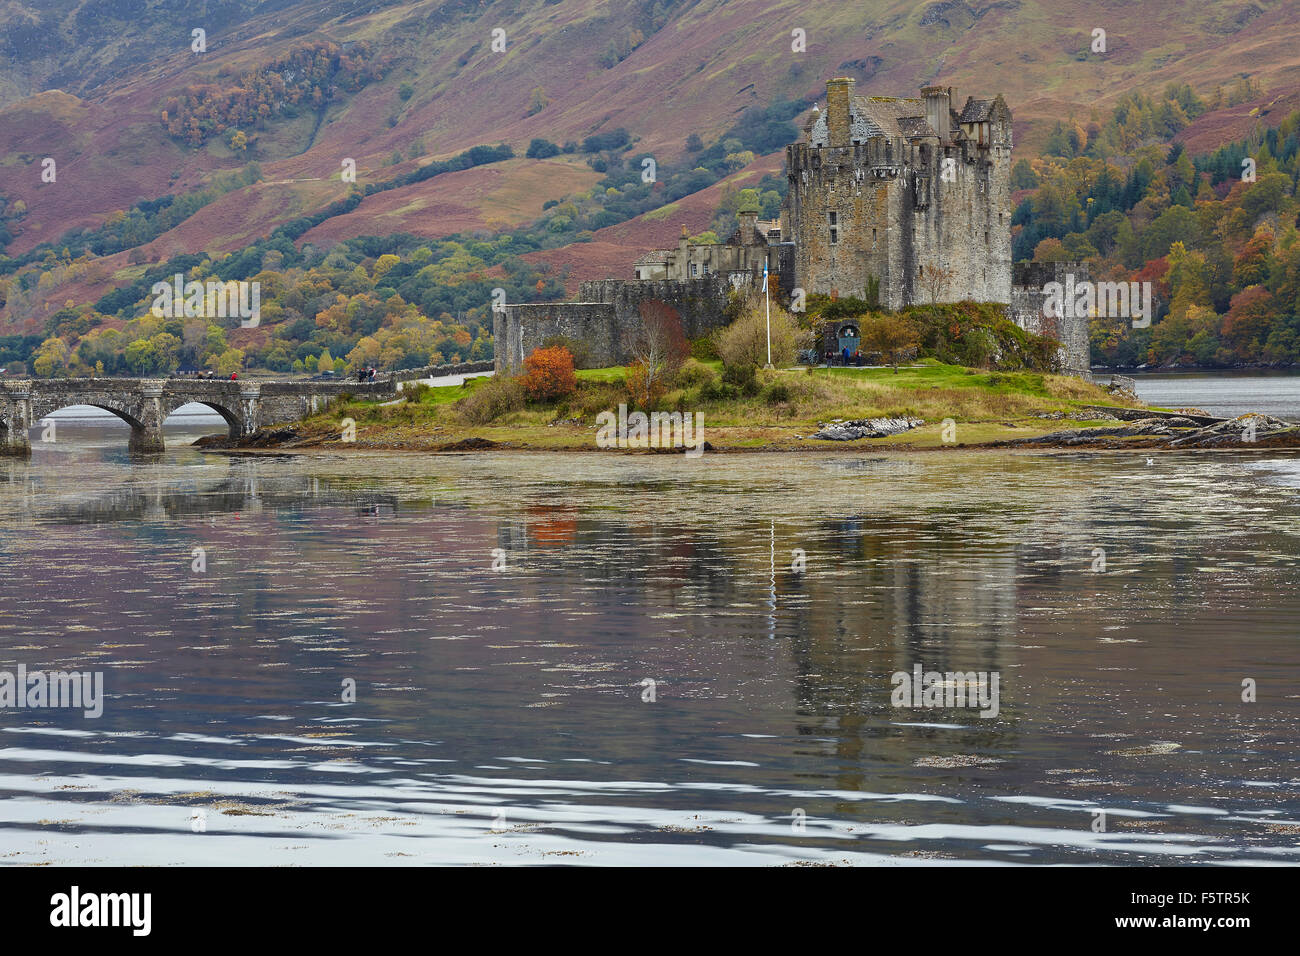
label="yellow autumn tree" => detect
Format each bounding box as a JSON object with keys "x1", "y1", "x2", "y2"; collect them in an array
[{"x1": 32, "y1": 337, "x2": 72, "y2": 377}]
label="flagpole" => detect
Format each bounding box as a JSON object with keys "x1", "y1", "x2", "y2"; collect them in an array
[{"x1": 764, "y1": 259, "x2": 772, "y2": 367}]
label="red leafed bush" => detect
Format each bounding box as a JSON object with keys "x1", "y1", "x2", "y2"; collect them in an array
[{"x1": 520, "y1": 345, "x2": 577, "y2": 401}]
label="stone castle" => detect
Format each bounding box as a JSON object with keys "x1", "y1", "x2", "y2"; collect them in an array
[
  {"x1": 496, "y1": 77, "x2": 1089, "y2": 377},
  {"x1": 786, "y1": 78, "x2": 1011, "y2": 310}
]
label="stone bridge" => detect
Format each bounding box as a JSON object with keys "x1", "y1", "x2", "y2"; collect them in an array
[{"x1": 0, "y1": 377, "x2": 396, "y2": 454}]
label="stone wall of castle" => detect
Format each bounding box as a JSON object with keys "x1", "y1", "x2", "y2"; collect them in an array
[
  {"x1": 785, "y1": 136, "x2": 1012, "y2": 310},
  {"x1": 494, "y1": 277, "x2": 735, "y2": 374},
  {"x1": 494, "y1": 301, "x2": 618, "y2": 375},
  {"x1": 578, "y1": 276, "x2": 736, "y2": 338},
  {"x1": 1008, "y1": 261, "x2": 1091, "y2": 376}
]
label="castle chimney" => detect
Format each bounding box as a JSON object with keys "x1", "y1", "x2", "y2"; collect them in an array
[
  {"x1": 826, "y1": 77, "x2": 855, "y2": 148},
  {"x1": 922, "y1": 85, "x2": 950, "y2": 142},
  {"x1": 738, "y1": 209, "x2": 758, "y2": 245}
]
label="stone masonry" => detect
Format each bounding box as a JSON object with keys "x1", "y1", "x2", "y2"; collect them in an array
[
  {"x1": 1008, "y1": 261, "x2": 1092, "y2": 376},
  {"x1": 495, "y1": 276, "x2": 737, "y2": 374},
  {"x1": 785, "y1": 78, "x2": 1013, "y2": 310}
]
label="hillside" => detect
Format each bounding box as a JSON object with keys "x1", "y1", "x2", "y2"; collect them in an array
[
  {"x1": 3, "y1": 0, "x2": 1300, "y2": 376},
  {"x1": 5, "y1": 1, "x2": 1300, "y2": 256}
]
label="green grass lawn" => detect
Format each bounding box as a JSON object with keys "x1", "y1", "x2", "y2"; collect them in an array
[
  {"x1": 575, "y1": 366, "x2": 631, "y2": 384},
  {"x1": 812, "y1": 362, "x2": 1053, "y2": 397}
]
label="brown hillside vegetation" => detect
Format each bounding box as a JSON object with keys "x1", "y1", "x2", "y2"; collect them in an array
[
  {"x1": 2, "y1": 0, "x2": 1300, "y2": 299},
  {"x1": 300, "y1": 157, "x2": 605, "y2": 247}
]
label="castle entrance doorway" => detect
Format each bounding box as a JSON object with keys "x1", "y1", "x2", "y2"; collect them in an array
[{"x1": 837, "y1": 324, "x2": 860, "y2": 360}]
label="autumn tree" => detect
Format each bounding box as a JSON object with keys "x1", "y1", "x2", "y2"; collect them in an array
[
  {"x1": 919, "y1": 263, "x2": 954, "y2": 308},
  {"x1": 209, "y1": 348, "x2": 245, "y2": 377},
  {"x1": 520, "y1": 345, "x2": 577, "y2": 401},
  {"x1": 716, "y1": 290, "x2": 807, "y2": 369},
  {"x1": 1032, "y1": 237, "x2": 1070, "y2": 263},
  {"x1": 1233, "y1": 227, "x2": 1274, "y2": 288},
  {"x1": 1221, "y1": 285, "x2": 1275, "y2": 359},
  {"x1": 526, "y1": 87, "x2": 549, "y2": 116},
  {"x1": 860, "y1": 314, "x2": 919, "y2": 371},
  {"x1": 626, "y1": 300, "x2": 688, "y2": 407},
  {"x1": 31, "y1": 337, "x2": 71, "y2": 377}
]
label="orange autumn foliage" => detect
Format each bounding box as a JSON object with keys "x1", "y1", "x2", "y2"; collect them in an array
[{"x1": 520, "y1": 345, "x2": 577, "y2": 401}]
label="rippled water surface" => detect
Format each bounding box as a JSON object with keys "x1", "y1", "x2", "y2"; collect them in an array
[{"x1": 2, "y1": 419, "x2": 1299, "y2": 865}]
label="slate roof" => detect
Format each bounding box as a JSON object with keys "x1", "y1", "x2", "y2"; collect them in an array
[
  {"x1": 851, "y1": 96, "x2": 926, "y2": 138},
  {"x1": 959, "y1": 98, "x2": 994, "y2": 123},
  {"x1": 800, "y1": 91, "x2": 996, "y2": 145},
  {"x1": 897, "y1": 115, "x2": 938, "y2": 139}
]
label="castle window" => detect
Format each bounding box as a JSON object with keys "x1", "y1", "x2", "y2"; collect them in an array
[
  {"x1": 829, "y1": 212, "x2": 837, "y2": 225},
  {"x1": 872, "y1": 228, "x2": 877, "y2": 247},
  {"x1": 691, "y1": 263, "x2": 698, "y2": 277},
  {"x1": 830, "y1": 228, "x2": 838, "y2": 244},
  {"x1": 985, "y1": 231, "x2": 989, "y2": 245}
]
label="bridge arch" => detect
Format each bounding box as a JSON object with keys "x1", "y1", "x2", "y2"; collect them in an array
[
  {"x1": 31, "y1": 401, "x2": 147, "y2": 432},
  {"x1": 161, "y1": 399, "x2": 243, "y2": 439},
  {"x1": 30, "y1": 400, "x2": 164, "y2": 452}
]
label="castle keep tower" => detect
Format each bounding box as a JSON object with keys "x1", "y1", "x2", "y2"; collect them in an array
[{"x1": 785, "y1": 77, "x2": 1013, "y2": 310}]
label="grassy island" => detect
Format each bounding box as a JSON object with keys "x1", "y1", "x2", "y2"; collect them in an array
[{"x1": 230, "y1": 358, "x2": 1153, "y2": 453}]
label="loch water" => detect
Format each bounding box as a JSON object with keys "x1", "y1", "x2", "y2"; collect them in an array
[{"x1": 1, "y1": 411, "x2": 1298, "y2": 865}]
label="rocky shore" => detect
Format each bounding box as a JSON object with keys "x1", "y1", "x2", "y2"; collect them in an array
[
  {"x1": 810, "y1": 417, "x2": 926, "y2": 441},
  {"x1": 991, "y1": 412, "x2": 1300, "y2": 449}
]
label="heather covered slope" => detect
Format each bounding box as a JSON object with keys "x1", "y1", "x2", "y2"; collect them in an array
[
  {"x1": 5, "y1": 0, "x2": 1300, "y2": 261},
  {"x1": 4, "y1": 0, "x2": 1300, "y2": 378}
]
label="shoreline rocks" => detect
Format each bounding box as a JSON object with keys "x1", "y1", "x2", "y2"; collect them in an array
[
  {"x1": 994, "y1": 412, "x2": 1300, "y2": 449},
  {"x1": 812, "y1": 417, "x2": 924, "y2": 441}
]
